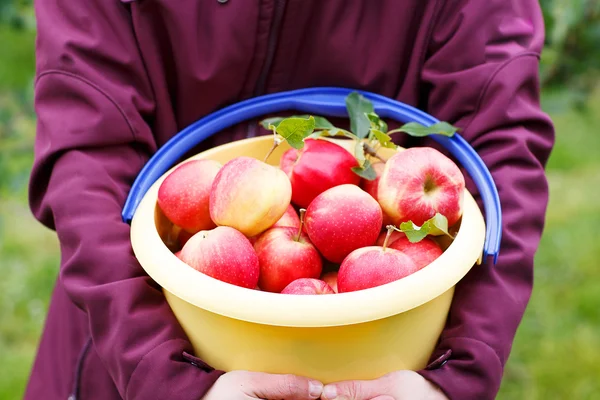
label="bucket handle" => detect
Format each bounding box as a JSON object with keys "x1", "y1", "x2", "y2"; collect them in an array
[{"x1": 121, "y1": 87, "x2": 501, "y2": 264}]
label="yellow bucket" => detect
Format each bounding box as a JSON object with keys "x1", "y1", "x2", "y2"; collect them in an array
[{"x1": 129, "y1": 136, "x2": 485, "y2": 384}]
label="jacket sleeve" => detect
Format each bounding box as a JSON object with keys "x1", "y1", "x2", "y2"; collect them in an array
[
  {"x1": 416, "y1": 1, "x2": 555, "y2": 399},
  {"x1": 29, "y1": 1, "x2": 225, "y2": 399}
]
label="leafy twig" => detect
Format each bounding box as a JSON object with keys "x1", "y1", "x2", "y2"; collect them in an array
[
  {"x1": 257, "y1": 92, "x2": 459, "y2": 180},
  {"x1": 363, "y1": 142, "x2": 387, "y2": 163},
  {"x1": 389, "y1": 213, "x2": 454, "y2": 243}
]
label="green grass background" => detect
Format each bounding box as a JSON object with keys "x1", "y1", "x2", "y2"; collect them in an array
[{"x1": 1, "y1": 19, "x2": 599, "y2": 400}]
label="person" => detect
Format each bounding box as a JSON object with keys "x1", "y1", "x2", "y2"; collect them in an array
[{"x1": 25, "y1": 0, "x2": 554, "y2": 399}]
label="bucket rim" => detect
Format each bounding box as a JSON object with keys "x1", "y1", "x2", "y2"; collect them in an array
[{"x1": 130, "y1": 136, "x2": 486, "y2": 328}]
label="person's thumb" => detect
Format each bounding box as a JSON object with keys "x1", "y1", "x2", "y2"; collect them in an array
[
  {"x1": 247, "y1": 372, "x2": 323, "y2": 400},
  {"x1": 321, "y1": 377, "x2": 393, "y2": 400}
]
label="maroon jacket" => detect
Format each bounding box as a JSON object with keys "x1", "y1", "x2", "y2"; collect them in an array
[{"x1": 25, "y1": 1, "x2": 554, "y2": 399}]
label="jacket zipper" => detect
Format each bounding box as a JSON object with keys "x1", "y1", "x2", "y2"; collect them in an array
[
  {"x1": 68, "y1": 337, "x2": 92, "y2": 400},
  {"x1": 246, "y1": 0, "x2": 287, "y2": 138}
]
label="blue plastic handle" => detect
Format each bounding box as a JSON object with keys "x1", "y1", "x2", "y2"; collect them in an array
[{"x1": 122, "y1": 87, "x2": 501, "y2": 264}]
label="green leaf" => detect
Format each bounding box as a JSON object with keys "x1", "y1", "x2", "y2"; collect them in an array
[
  {"x1": 260, "y1": 115, "x2": 335, "y2": 131},
  {"x1": 388, "y1": 121, "x2": 459, "y2": 137},
  {"x1": 354, "y1": 140, "x2": 366, "y2": 167},
  {"x1": 260, "y1": 116, "x2": 285, "y2": 130},
  {"x1": 311, "y1": 116, "x2": 336, "y2": 130},
  {"x1": 310, "y1": 127, "x2": 358, "y2": 140},
  {"x1": 426, "y1": 213, "x2": 452, "y2": 237},
  {"x1": 397, "y1": 221, "x2": 429, "y2": 243},
  {"x1": 367, "y1": 112, "x2": 388, "y2": 133},
  {"x1": 270, "y1": 116, "x2": 316, "y2": 149},
  {"x1": 346, "y1": 92, "x2": 374, "y2": 139},
  {"x1": 312, "y1": 130, "x2": 374, "y2": 177},
  {"x1": 397, "y1": 213, "x2": 453, "y2": 243},
  {"x1": 371, "y1": 129, "x2": 397, "y2": 149},
  {"x1": 308, "y1": 130, "x2": 327, "y2": 140},
  {"x1": 351, "y1": 159, "x2": 377, "y2": 180}
]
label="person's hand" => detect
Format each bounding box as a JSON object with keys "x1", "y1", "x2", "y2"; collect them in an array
[
  {"x1": 201, "y1": 370, "x2": 323, "y2": 399},
  {"x1": 320, "y1": 370, "x2": 448, "y2": 400}
]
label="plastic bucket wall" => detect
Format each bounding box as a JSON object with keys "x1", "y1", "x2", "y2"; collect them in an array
[{"x1": 129, "y1": 136, "x2": 486, "y2": 383}]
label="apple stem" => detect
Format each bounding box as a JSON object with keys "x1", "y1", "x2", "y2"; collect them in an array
[
  {"x1": 382, "y1": 225, "x2": 396, "y2": 251},
  {"x1": 264, "y1": 131, "x2": 283, "y2": 162},
  {"x1": 294, "y1": 208, "x2": 306, "y2": 242},
  {"x1": 364, "y1": 142, "x2": 388, "y2": 163}
]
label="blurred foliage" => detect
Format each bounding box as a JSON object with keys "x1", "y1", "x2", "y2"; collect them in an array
[
  {"x1": 0, "y1": 0, "x2": 34, "y2": 29},
  {"x1": 0, "y1": 24, "x2": 35, "y2": 92},
  {"x1": 1, "y1": 0, "x2": 600, "y2": 398},
  {"x1": 540, "y1": 0, "x2": 600, "y2": 108},
  {"x1": 0, "y1": 92, "x2": 35, "y2": 199},
  {"x1": 0, "y1": 198, "x2": 58, "y2": 400},
  {"x1": 497, "y1": 87, "x2": 600, "y2": 399}
]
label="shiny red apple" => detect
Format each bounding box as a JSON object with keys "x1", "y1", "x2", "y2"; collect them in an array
[
  {"x1": 360, "y1": 161, "x2": 394, "y2": 228},
  {"x1": 253, "y1": 226, "x2": 322, "y2": 293},
  {"x1": 321, "y1": 271, "x2": 339, "y2": 293},
  {"x1": 378, "y1": 147, "x2": 465, "y2": 227},
  {"x1": 280, "y1": 138, "x2": 360, "y2": 208},
  {"x1": 179, "y1": 226, "x2": 259, "y2": 289},
  {"x1": 281, "y1": 278, "x2": 335, "y2": 295},
  {"x1": 157, "y1": 159, "x2": 222, "y2": 233},
  {"x1": 337, "y1": 245, "x2": 418, "y2": 293},
  {"x1": 271, "y1": 204, "x2": 301, "y2": 230},
  {"x1": 305, "y1": 184, "x2": 382, "y2": 263},
  {"x1": 210, "y1": 156, "x2": 292, "y2": 237},
  {"x1": 389, "y1": 236, "x2": 443, "y2": 271}
]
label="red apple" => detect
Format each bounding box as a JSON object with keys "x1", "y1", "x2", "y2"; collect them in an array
[
  {"x1": 281, "y1": 278, "x2": 335, "y2": 295},
  {"x1": 321, "y1": 271, "x2": 339, "y2": 293},
  {"x1": 378, "y1": 147, "x2": 465, "y2": 227},
  {"x1": 271, "y1": 204, "x2": 301, "y2": 230},
  {"x1": 210, "y1": 156, "x2": 292, "y2": 237},
  {"x1": 361, "y1": 161, "x2": 395, "y2": 228},
  {"x1": 375, "y1": 230, "x2": 405, "y2": 247},
  {"x1": 280, "y1": 138, "x2": 360, "y2": 208},
  {"x1": 388, "y1": 236, "x2": 443, "y2": 271},
  {"x1": 179, "y1": 226, "x2": 259, "y2": 289},
  {"x1": 375, "y1": 230, "x2": 443, "y2": 270},
  {"x1": 337, "y1": 246, "x2": 418, "y2": 293},
  {"x1": 305, "y1": 184, "x2": 382, "y2": 263},
  {"x1": 253, "y1": 226, "x2": 322, "y2": 293},
  {"x1": 157, "y1": 159, "x2": 222, "y2": 233},
  {"x1": 360, "y1": 161, "x2": 385, "y2": 199},
  {"x1": 239, "y1": 205, "x2": 299, "y2": 247},
  {"x1": 337, "y1": 229, "x2": 419, "y2": 293}
]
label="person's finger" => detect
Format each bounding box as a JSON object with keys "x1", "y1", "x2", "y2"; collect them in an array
[
  {"x1": 321, "y1": 375, "x2": 394, "y2": 400},
  {"x1": 245, "y1": 371, "x2": 323, "y2": 400}
]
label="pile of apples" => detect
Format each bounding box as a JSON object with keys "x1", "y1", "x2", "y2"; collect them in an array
[{"x1": 156, "y1": 94, "x2": 466, "y2": 295}]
